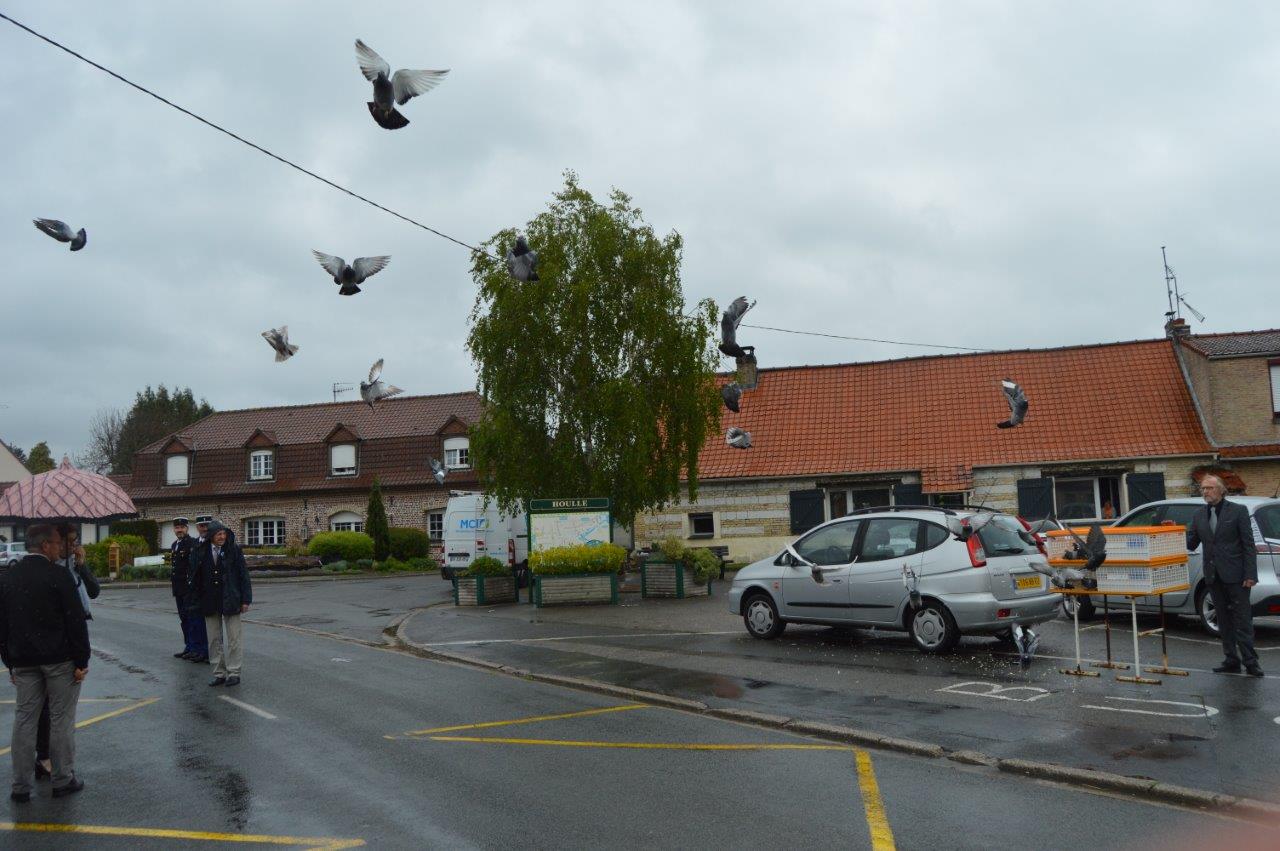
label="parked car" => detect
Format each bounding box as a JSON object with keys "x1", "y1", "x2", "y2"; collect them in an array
[
  {"x1": 727, "y1": 506, "x2": 1061, "y2": 653},
  {"x1": 1, "y1": 541, "x2": 27, "y2": 567},
  {"x1": 1060, "y1": 496, "x2": 1280, "y2": 635}
]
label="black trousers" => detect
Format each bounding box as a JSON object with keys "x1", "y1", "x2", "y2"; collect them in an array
[{"x1": 1209, "y1": 577, "x2": 1258, "y2": 668}]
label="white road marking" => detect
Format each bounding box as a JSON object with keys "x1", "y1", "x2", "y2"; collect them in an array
[
  {"x1": 937, "y1": 681, "x2": 1054, "y2": 702},
  {"x1": 993, "y1": 649, "x2": 1275, "y2": 678},
  {"x1": 419, "y1": 630, "x2": 740, "y2": 647},
  {"x1": 331, "y1": 657, "x2": 351, "y2": 662},
  {"x1": 218, "y1": 695, "x2": 277, "y2": 720},
  {"x1": 1082, "y1": 696, "x2": 1218, "y2": 719}
]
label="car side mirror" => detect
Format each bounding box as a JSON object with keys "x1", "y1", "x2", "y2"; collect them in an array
[{"x1": 785, "y1": 545, "x2": 814, "y2": 568}]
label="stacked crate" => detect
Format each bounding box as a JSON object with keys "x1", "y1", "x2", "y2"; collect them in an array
[{"x1": 1045, "y1": 525, "x2": 1189, "y2": 595}]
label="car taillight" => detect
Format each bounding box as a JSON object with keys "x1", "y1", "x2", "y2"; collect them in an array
[
  {"x1": 1257, "y1": 542, "x2": 1280, "y2": 554},
  {"x1": 1017, "y1": 515, "x2": 1048, "y2": 557},
  {"x1": 967, "y1": 533, "x2": 987, "y2": 567}
]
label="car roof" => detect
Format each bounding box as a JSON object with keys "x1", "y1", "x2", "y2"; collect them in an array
[{"x1": 1125, "y1": 496, "x2": 1280, "y2": 512}]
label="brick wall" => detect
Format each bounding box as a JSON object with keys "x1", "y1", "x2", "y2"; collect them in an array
[
  {"x1": 1233, "y1": 460, "x2": 1280, "y2": 500},
  {"x1": 1182, "y1": 350, "x2": 1280, "y2": 445}
]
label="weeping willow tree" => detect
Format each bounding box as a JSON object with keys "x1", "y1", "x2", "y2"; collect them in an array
[{"x1": 466, "y1": 172, "x2": 722, "y2": 528}]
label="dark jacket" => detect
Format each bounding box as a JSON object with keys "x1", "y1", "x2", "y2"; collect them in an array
[
  {"x1": 0, "y1": 553, "x2": 91, "y2": 670},
  {"x1": 170, "y1": 534, "x2": 196, "y2": 597},
  {"x1": 1187, "y1": 499, "x2": 1258, "y2": 584},
  {"x1": 189, "y1": 522, "x2": 252, "y2": 617}
]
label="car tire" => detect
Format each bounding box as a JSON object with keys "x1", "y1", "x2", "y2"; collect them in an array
[
  {"x1": 910, "y1": 601, "x2": 960, "y2": 653},
  {"x1": 1196, "y1": 584, "x2": 1219, "y2": 637},
  {"x1": 742, "y1": 592, "x2": 786, "y2": 640},
  {"x1": 1060, "y1": 595, "x2": 1096, "y2": 621}
]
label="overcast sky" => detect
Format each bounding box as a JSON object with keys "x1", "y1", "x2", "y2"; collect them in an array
[{"x1": 1, "y1": 1, "x2": 1277, "y2": 461}]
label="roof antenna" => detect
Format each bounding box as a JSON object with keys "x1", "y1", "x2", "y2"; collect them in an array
[
  {"x1": 1162, "y1": 246, "x2": 1206, "y2": 324},
  {"x1": 332, "y1": 382, "x2": 354, "y2": 402}
]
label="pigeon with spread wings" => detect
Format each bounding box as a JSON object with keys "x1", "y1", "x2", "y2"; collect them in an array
[
  {"x1": 360, "y1": 359, "x2": 404, "y2": 409},
  {"x1": 997, "y1": 378, "x2": 1029, "y2": 429},
  {"x1": 33, "y1": 218, "x2": 87, "y2": 251},
  {"x1": 429, "y1": 457, "x2": 447, "y2": 486},
  {"x1": 312, "y1": 251, "x2": 390, "y2": 296},
  {"x1": 506, "y1": 236, "x2": 539, "y2": 282},
  {"x1": 726, "y1": 427, "x2": 752, "y2": 449},
  {"x1": 261, "y1": 326, "x2": 299, "y2": 362},
  {"x1": 718, "y1": 297, "x2": 756, "y2": 359},
  {"x1": 356, "y1": 39, "x2": 449, "y2": 130}
]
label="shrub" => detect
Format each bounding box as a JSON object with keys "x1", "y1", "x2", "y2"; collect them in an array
[
  {"x1": 366, "y1": 479, "x2": 391, "y2": 561},
  {"x1": 85, "y1": 534, "x2": 150, "y2": 575},
  {"x1": 242, "y1": 546, "x2": 288, "y2": 556},
  {"x1": 355, "y1": 558, "x2": 375, "y2": 571},
  {"x1": 307, "y1": 531, "x2": 375, "y2": 563},
  {"x1": 388, "y1": 527, "x2": 431, "y2": 560},
  {"x1": 530, "y1": 544, "x2": 627, "y2": 576},
  {"x1": 406, "y1": 556, "x2": 437, "y2": 572},
  {"x1": 682, "y1": 547, "x2": 720, "y2": 585},
  {"x1": 655, "y1": 537, "x2": 686, "y2": 563},
  {"x1": 322, "y1": 559, "x2": 351, "y2": 573},
  {"x1": 120, "y1": 562, "x2": 172, "y2": 582},
  {"x1": 375, "y1": 557, "x2": 424, "y2": 573},
  {"x1": 110, "y1": 519, "x2": 159, "y2": 554},
  {"x1": 464, "y1": 556, "x2": 510, "y2": 577}
]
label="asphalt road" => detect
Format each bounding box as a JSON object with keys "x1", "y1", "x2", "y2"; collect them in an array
[{"x1": 0, "y1": 578, "x2": 1269, "y2": 849}]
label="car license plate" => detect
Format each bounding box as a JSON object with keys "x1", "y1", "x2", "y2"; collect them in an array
[{"x1": 1015, "y1": 575, "x2": 1041, "y2": 591}]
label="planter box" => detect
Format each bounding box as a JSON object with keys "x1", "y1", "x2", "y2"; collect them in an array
[
  {"x1": 453, "y1": 575, "x2": 518, "y2": 606},
  {"x1": 641, "y1": 561, "x2": 712, "y2": 598},
  {"x1": 532, "y1": 573, "x2": 618, "y2": 608}
]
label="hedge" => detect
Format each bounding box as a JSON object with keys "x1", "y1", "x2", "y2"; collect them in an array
[
  {"x1": 389, "y1": 527, "x2": 431, "y2": 560},
  {"x1": 654, "y1": 536, "x2": 717, "y2": 585},
  {"x1": 120, "y1": 563, "x2": 172, "y2": 582},
  {"x1": 464, "y1": 556, "x2": 510, "y2": 577},
  {"x1": 85, "y1": 534, "x2": 150, "y2": 576},
  {"x1": 110, "y1": 519, "x2": 159, "y2": 554},
  {"x1": 530, "y1": 544, "x2": 627, "y2": 576},
  {"x1": 307, "y1": 531, "x2": 375, "y2": 563}
]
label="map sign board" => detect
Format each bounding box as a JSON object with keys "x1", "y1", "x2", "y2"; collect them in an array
[{"x1": 528, "y1": 498, "x2": 612, "y2": 552}]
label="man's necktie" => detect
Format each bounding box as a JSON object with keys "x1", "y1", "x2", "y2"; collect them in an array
[{"x1": 1210, "y1": 507, "x2": 1218, "y2": 535}]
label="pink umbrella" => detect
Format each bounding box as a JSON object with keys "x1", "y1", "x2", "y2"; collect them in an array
[{"x1": 0, "y1": 456, "x2": 137, "y2": 525}]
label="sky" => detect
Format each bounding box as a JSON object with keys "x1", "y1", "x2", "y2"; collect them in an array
[{"x1": 1, "y1": 1, "x2": 1278, "y2": 461}]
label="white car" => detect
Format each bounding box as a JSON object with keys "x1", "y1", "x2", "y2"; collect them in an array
[{"x1": 1, "y1": 541, "x2": 27, "y2": 567}]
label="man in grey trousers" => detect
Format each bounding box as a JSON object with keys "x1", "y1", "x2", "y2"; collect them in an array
[
  {"x1": 1187, "y1": 475, "x2": 1262, "y2": 677},
  {"x1": 0, "y1": 524, "x2": 90, "y2": 801}
]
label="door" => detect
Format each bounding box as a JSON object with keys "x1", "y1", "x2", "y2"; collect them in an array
[
  {"x1": 780, "y1": 520, "x2": 861, "y2": 620},
  {"x1": 849, "y1": 518, "x2": 924, "y2": 624}
]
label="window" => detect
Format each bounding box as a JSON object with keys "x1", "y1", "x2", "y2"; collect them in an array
[
  {"x1": 1053, "y1": 476, "x2": 1122, "y2": 521},
  {"x1": 688, "y1": 512, "x2": 714, "y2": 538},
  {"x1": 165, "y1": 455, "x2": 189, "y2": 486},
  {"x1": 249, "y1": 449, "x2": 274, "y2": 480},
  {"x1": 443, "y1": 436, "x2": 470, "y2": 470},
  {"x1": 428, "y1": 511, "x2": 444, "y2": 540},
  {"x1": 825, "y1": 487, "x2": 891, "y2": 520},
  {"x1": 1270, "y1": 360, "x2": 1280, "y2": 417},
  {"x1": 923, "y1": 522, "x2": 949, "y2": 550},
  {"x1": 330, "y1": 443, "x2": 356, "y2": 476},
  {"x1": 794, "y1": 520, "x2": 860, "y2": 566},
  {"x1": 245, "y1": 518, "x2": 285, "y2": 547},
  {"x1": 329, "y1": 511, "x2": 363, "y2": 533},
  {"x1": 1117, "y1": 505, "x2": 1162, "y2": 527},
  {"x1": 857, "y1": 518, "x2": 922, "y2": 562},
  {"x1": 928, "y1": 492, "x2": 965, "y2": 508},
  {"x1": 976, "y1": 514, "x2": 1037, "y2": 556}
]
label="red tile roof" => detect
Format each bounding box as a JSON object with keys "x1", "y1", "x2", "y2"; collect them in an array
[
  {"x1": 1181, "y1": 329, "x2": 1280, "y2": 358},
  {"x1": 1219, "y1": 443, "x2": 1280, "y2": 459},
  {"x1": 705, "y1": 339, "x2": 1212, "y2": 491}
]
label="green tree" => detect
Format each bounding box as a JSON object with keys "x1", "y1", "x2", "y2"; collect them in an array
[
  {"x1": 26, "y1": 441, "x2": 55, "y2": 473},
  {"x1": 110, "y1": 386, "x2": 214, "y2": 474},
  {"x1": 466, "y1": 172, "x2": 722, "y2": 528},
  {"x1": 1, "y1": 440, "x2": 27, "y2": 467},
  {"x1": 365, "y1": 478, "x2": 391, "y2": 562}
]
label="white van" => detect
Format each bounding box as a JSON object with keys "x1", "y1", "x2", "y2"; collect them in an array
[{"x1": 441, "y1": 494, "x2": 529, "y2": 580}]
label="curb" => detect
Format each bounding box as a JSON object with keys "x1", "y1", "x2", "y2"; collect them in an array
[{"x1": 102, "y1": 571, "x2": 438, "y2": 590}]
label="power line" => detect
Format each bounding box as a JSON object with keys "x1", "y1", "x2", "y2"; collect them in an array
[{"x1": 741, "y1": 324, "x2": 992, "y2": 352}]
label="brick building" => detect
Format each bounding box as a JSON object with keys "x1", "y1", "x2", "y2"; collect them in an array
[{"x1": 124, "y1": 392, "x2": 482, "y2": 550}]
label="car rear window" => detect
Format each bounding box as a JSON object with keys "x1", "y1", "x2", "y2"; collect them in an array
[{"x1": 977, "y1": 515, "x2": 1037, "y2": 555}]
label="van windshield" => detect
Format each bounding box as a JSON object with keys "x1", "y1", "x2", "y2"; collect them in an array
[{"x1": 977, "y1": 514, "x2": 1037, "y2": 555}]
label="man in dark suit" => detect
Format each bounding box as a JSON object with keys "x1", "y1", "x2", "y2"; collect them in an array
[
  {"x1": 169, "y1": 518, "x2": 207, "y2": 663},
  {"x1": 1187, "y1": 475, "x2": 1262, "y2": 677}
]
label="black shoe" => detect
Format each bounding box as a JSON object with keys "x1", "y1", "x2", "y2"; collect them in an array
[
  {"x1": 224, "y1": 675, "x2": 240, "y2": 687},
  {"x1": 9, "y1": 791, "x2": 29, "y2": 803},
  {"x1": 174, "y1": 651, "x2": 189, "y2": 658},
  {"x1": 1213, "y1": 664, "x2": 1242, "y2": 674},
  {"x1": 189, "y1": 655, "x2": 209, "y2": 664},
  {"x1": 1246, "y1": 665, "x2": 1265, "y2": 678},
  {"x1": 52, "y1": 778, "x2": 84, "y2": 798},
  {"x1": 209, "y1": 677, "x2": 226, "y2": 687},
  {"x1": 33, "y1": 761, "x2": 50, "y2": 780}
]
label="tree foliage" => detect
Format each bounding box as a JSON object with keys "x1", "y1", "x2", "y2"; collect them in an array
[
  {"x1": 105, "y1": 386, "x2": 214, "y2": 474},
  {"x1": 1, "y1": 440, "x2": 27, "y2": 467},
  {"x1": 466, "y1": 172, "x2": 722, "y2": 527},
  {"x1": 26, "y1": 441, "x2": 55, "y2": 474},
  {"x1": 365, "y1": 478, "x2": 391, "y2": 562}
]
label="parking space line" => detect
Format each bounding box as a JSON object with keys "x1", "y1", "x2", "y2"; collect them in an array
[
  {"x1": 855, "y1": 750, "x2": 896, "y2": 851},
  {"x1": 0, "y1": 821, "x2": 364, "y2": 848},
  {"x1": 406, "y1": 703, "x2": 648, "y2": 736},
  {"x1": 218, "y1": 695, "x2": 278, "y2": 720},
  {"x1": 0, "y1": 698, "x2": 159, "y2": 757},
  {"x1": 427, "y1": 735, "x2": 853, "y2": 751}
]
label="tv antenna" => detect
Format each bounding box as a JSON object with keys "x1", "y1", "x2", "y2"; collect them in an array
[
  {"x1": 331, "y1": 382, "x2": 355, "y2": 402},
  {"x1": 1162, "y1": 246, "x2": 1206, "y2": 323}
]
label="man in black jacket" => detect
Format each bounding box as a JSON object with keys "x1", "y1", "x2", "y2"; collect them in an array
[
  {"x1": 0, "y1": 524, "x2": 90, "y2": 801},
  {"x1": 190, "y1": 521, "x2": 251, "y2": 687},
  {"x1": 1187, "y1": 475, "x2": 1262, "y2": 677},
  {"x1": 169, "y1": 518, "x2": 207, "y2": 663}
]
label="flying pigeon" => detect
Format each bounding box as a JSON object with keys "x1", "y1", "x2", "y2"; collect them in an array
[
  {"x1": 261, "y1": 326, "x2": 300, "y2": 362},
  {"x1": 721, "y1": 382, "x2": 742, "y2": 413},
  {"x1": 946, "y1": 511, "x2": 995, "y2": 542},
  {"x1": 902, "y1": 565, "x2": 923, "y2": 609},
  {"x1": 718, "y1": 296, "x2": 756, "y2": 359},
  {"x1": 429, "y1": 457, "x2": 446, "y2": 486},
  {"x1": 996, "y1": 378, "x2": 1028, "y2": 429},
  {"x1": 33, "y1": 218, "x2": 87, "y2": 251},
  {"x1": 1027, "y1": 560, "x2": 1087, "y2": 589},
  {"x1": 355, "y1": 39, "x2": 449, "y2": 130},
  {"x1": 360, "y1": 358, "x2": 404, "y2": 409},
  {"x1": 1012, "y1": 624, "x2": 1040, "y2": 667},
  {"x1": 505, "y1": 236, "x2": 539, "y2": 282},
  {"x1": 312, "y1": 251, "x2": 390, "y2": 296},
  {"x1": 1062, "y1": 522, "x2": 1107, "y2": 571},
  {"x1": 726, "y1": 427, "x2": 752, "y2": 449}
]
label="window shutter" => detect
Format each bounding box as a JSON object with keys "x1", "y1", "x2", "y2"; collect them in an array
[
  {"x1": 892, "y1": 482, "x2": 924, "y2": 506},
  {"x1": 789, "y1": 489, "x2": 825, "y2": 534},
  {"x1": 1016, "y1": 477, "x2": 1054, "y2": 520},
  {"x1": 331, "y1": 444, "x2": 356, "y2": 471},
  {"x1": 1126, "y1": 472, "x2": 1166, "y2": 510}
]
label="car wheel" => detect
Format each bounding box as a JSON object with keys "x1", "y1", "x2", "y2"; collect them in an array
[
  {"x1": 742, "y1": 592, "x2": 786, "y2": 640},
  {"x1": 1060, "y1": 595, "x2": 1096, "y2": 621},
  {"x1": 1196, "y1": 584, "x2": 1219, "y2": 636},
  {"x1": 910, "y1": 601, "x2": 960, "y2": 653}
]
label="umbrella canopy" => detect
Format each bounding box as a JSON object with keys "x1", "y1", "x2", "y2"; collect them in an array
[{"x1": 0, "y1": 457, "x2": 137, "y2": 524}]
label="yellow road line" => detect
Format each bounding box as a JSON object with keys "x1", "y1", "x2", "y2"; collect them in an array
[
  {"x1": 0, "y1": 698, "x2": 133, "y2": 703},
  {"x1": 0, "y1": 697, "x2": 158, "y2": 757},
  {"x1": 430, "y1": 735, "x2": 854, "y2": 751},
  {"x1": 0, "y1": 821, "x2": 363, "y2": 849},
  {"x1": 855, "y1": 749, "x2": 896, "y2": 851},
  {"x1": 407, "y1": 703, "x2": 649, "y2": 736}
]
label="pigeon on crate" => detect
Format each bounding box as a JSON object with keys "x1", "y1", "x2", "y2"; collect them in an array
[
  {"x1": 429, "y1": 457, "x2": 447, "y2": 486},
  {"x1": 996, "y1": 378, "x2": 1028, "y2": 429},
  {"x1": 33, "y1": 218, "x2": 87, "y2": 251},
  {"x1": 355, "y1": 40, "x2": 449, "y2": 130},
  {"x1": 718, "y1": 296, "x2": 756, "y2": 359},
  {"x1": 721, "y1": 382, "x2": 742, "y2": 413},
  {"x1": 506, "y1": 236, "x2": 539, "y2": 282},
  {"x1": 312, "y1": 251, "x2": 391, "y2": 296},
  {"x1": 725, "y1": 427, "x2": 752, "y2": 449},
  {"x1": 1012, "y1": 624, "x2": 1040, "y2": 667},
  {"x1": 261, "y1": 326, "x2": 300, "y2": 362},
  {"x1": 360, "y1": 358, "x2": 404, "y2": 409}
]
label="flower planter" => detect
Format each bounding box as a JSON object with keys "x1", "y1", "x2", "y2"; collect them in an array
[
  {"x1": 532, "y1": 573, "x2": 618, "y2": 608},
  {"x1": 641, "y1": 561, "x2": 712, "y2": 598},
  {"x1": 453, "y1": 575, "x2": 517, "y2": 606}
]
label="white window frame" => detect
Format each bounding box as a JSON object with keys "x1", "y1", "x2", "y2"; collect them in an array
[
  {"x1": 428, "y1": 511, "x2": 444, "y2": 540},
  {"x1": 1269, "y1": 360, "x2": 1280, "y2": 417},
  {"x1": 330, "y1": 443, "x2": 357, "y2": 477},
  {"x1": 825, "y1": 486, "x2": 894, "y2": 521},
  {"x1": 165, "y1": 454, "x2": 190, "y2": 486},
  {"x1": 443, "y1": 436, "x2": 470, "y2": 470},
  {"x1": 329, "y1": 511, "x2": 364, "y2": 533},
  {"x1": 1052, "y1": 476, "x2": 1123, "y2": 522},
  {"x1": 249, "y1": 449, "x2": 274, "y2": 481},
  {"x1": 245, "y1": 517, "x2": 286, "y2": 547}
]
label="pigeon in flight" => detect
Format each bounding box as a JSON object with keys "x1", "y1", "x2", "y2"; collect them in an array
[
  {"x1": 718, "y1": 296, "x2": 756, "y2": 359},
  {"x1": 1027, "y1": 560, "x2": 1088, "y2": 589},
  {"x1": 996, "y1": 378, "x2": 1028, "y2": 429},
  {"x1": 1062, "y1": 522, "x2": 1108, "y2": 571},
  {"x1": 429, "y1": 457, "x2": 446, "y2": 486},
  {"x1": 360, "y1": 359, "x2": 404, "y2": 409},
  {"x1": 945, "y1": 511, "x2": 995, "y2": 542},
  {"x1": 725, "y1": 427, "x2": 752, "y2": 449},
  {"x1": 33, "y1": 218, "x2": 87, "y2": 251},
  {"x1": 355, "y1": 40, "x2": 449, "y2": 130},
  {"x1": 506, "y1": 236, "x2": 539, "y2": 282},
  {"x1": 721, "y1": 382, "x2": 742, "y2": 413},
  {"x1": 1012, "y1": 624, "x2": 1040, "y2": 667},
  {"x1": 312, "y1": 251, "x2": 390, "y2": 296},
  {"x1": 261, "y1": 326, "x2": 299, "y2": 362}
]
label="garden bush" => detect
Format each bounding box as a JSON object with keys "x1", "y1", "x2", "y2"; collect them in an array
[
  {"x1": 354, "y1": 558, "x2": 375, "y2": 570},
  {"x1": 406, "y1": 556, "x2": 436, "y2": 572},
  {"x1": 530, "y1": 544, "x2": 627, "y2": 576},
  {"x1": 321, "y1": 559, "x2": 351, "y2": 573},
  {"x1": 655, "y1": 537, "x2": 686, "y2": 563},
  {"x1": 682, "y1": 547, "x2": 720, "y2": 585},
  {"x1": 307, "y1": 531, "x2": 374, "y2": 563},
  {"x1": 85, "y1": 534, "x2": 150, "y2": 576},
  {"x1": 388, "y1": 527, "x2": 431, "y2": 560},
  {"x1": 110, "y1": 519, "x2": 159, "y2": 554},
  {"x1": 464, "y1": 556, "x2": 510, "y2": 577},
  {"x1": 120, "y1": 562, "x2": 172, "y2": 582}
]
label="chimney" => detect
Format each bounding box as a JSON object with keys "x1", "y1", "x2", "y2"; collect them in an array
[{"x1": 1165, "y1": 316, "x2": 1190, "y2": 339}]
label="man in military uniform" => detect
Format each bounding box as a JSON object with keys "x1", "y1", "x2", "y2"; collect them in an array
[{"x1": 169, "y1": 518, "x2": 207, "y2": 663}]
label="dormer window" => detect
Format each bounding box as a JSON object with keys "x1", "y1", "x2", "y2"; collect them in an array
[
  {"x1": 331, "y1": 443, "x2": 357, "y2": 476},
  {"x1": 249, "y1": 449, "x2": 274, "y2": 481},
  {"x1": 443, "y1": 436, "x2": 470, "y2": 470},
  {"x1": 166, "y1": 455, "x2": 190, "y2": 486}
]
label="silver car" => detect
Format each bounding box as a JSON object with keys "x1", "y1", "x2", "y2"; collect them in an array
[
  {"x1": 0, "y1": 541, "x2": 26, "y2": 567},
  {"x1": 727, "y1": 507, "x2": 1061, "y2": 653},
  {"x1": 1060, "y1": 496, "x2": 1280, "y2": 635}
]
